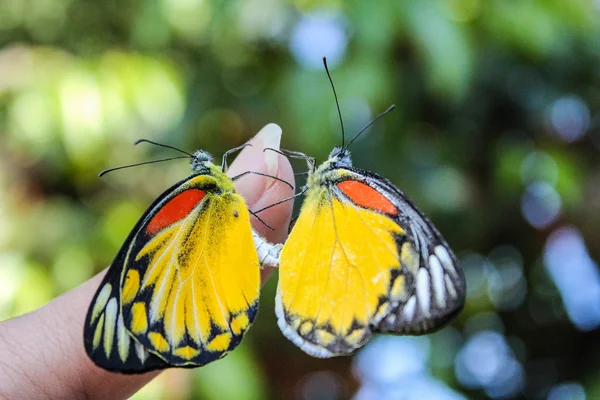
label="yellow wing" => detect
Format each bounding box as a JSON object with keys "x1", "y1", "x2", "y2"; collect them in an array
[
  {"x1": 85, "y1": 173, "x2": 262, "y2": 372},
  {"x1": 276, "y1": 185, "x2": 415, "y2": 357},
  {"x1": 119, "y1": 178, "x2": 260, "y2": 366}
]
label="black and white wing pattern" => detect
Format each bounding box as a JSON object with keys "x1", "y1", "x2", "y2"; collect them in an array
[
  {"x1": 85, "y1": 261, "x2": 169, "y2": 373},
  {"x1": 356, "y1": 170, "x2": 466, "y2": 335}
]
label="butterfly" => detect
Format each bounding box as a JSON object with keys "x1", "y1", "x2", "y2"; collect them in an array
[
  {"x1": 84, "y1": 132, "x2": 288, "y2": 373},
  {"x1": 267, "y1": 59, "x2": 466, "y2": 358}
]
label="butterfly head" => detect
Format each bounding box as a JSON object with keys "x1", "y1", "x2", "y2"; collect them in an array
[
  {"x1": 328, "y1": 146, "x2": 352, "y2": 167},
  {"x1": 191, "y1": 150, "x2": 214, "y2": 173}
]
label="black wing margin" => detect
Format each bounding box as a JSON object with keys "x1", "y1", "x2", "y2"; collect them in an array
[
  {"x1": 83, "y1": 174, "x2": 203, "y2": 373},
  {"x1": 337, "y1": 167, "x2": 466, "y2": 335}
]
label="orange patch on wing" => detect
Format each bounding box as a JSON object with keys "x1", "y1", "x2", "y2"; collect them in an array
[
  {"x1": 146, "y1": 189, "x2": 206, "y2": 235},
  {"x1": 337, "y1": 180, "x2": 398, "y2": 216}
]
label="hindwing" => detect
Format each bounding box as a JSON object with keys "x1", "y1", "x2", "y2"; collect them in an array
[{"x1": 344, "y1": 168, "x2": 466, "y2": 335}]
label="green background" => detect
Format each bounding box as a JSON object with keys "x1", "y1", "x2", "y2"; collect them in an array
[{"x1": 1, "y1": 1, "x2": 599, "y2": 399}]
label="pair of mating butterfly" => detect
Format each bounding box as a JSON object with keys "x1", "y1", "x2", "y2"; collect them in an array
[{"x1": 84, "y1": 60, "x2": 466, "y2": 373}]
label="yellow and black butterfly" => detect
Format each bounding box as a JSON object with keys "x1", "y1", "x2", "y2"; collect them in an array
[
  {"x1": 267, "y1": 59, "x2": 466, "y2": 358},
  {"x1": 84, "y1": 130, "x2": 287, "y2": 373}
]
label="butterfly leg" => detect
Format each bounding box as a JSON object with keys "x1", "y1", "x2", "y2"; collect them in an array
[
  {"x1": 230, "y1": 170, "x2": 294, "y2": 190},
  {"x1": 263, "y1": 148, "x2": 316, "y2": 173}
]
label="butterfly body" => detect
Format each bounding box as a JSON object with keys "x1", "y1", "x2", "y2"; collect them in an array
[
  {"x1": 85, "y1": 150, "x2": 261, "y2": 373},
  {"x1": 276, "y1": 147, "x2": 465, "y2": 358}
]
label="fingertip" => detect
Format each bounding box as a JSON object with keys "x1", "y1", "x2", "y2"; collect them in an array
[
  {"x1": 254, "y1": 151, "x2": 294, "y2": 243},
  {"x1": 227, "y1": 123, "x2": 282, "y2": 178},
  {"x1": 227, "y1": 123, "x2": 283, "y2": 207},
  {"x1": 258, "y1": 123, "x2": 283, "y2": 177},
  {"x1": 228, "y1": 123, "x2": 295, "y2": 243}
]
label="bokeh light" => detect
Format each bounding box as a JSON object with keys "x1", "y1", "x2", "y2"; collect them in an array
[
  {"x1": 290, "y1": 11, "x2": 348, "y2": 69},
  {"x1": 544, "y1": 226, "x2": 600, "y2": 331},
  {"x1": 548, "y1": 96, "x2": 590, "y2": 143},
  {"x1": 521, "y1": 181, "x2": 561, "y2": 229},
  {"x1": 547, "y1": 382, "x2": 586, "y2": 400},
  {"x1": 354, "y1": 336, "x2": 465, "y2": 400},
  {"x1": 455, "y1": 330, "x2": 525, "y2": 398},
  {"x1": 487, "y1": 246, "x2": 527, "y2": 311}
]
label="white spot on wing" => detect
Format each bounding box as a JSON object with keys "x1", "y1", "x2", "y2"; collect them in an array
[
  {"x1": 417, "y1": 268, "x2": 431, "y2": 316},
  {"x1": 93, "y1": 314, "x2": 105, "y2": 350},
  {"x1": 445, "y1": 275, "x2": 457, "y2": 299},
  {"x1": 403, "y1": 296, "x2": 417, "y2": 321},
  {"x1": 435, "y1": 245, "x2": 456, "y2": 276},
  {"x1": 91, "y1": 283, "x2": 112, "y2": 324},
  {"x1": 103, "y1": 298, "x2": 118, "y2": 358},
  {"x1": 429, "y1": 255, "x2": 446, "y2": 308},
  {"x1": 117, "y1": 312, "x2": 130, "y2": 363},
  {"x1": 135, "y1": 342, "x2": 148, "y2": 363}
]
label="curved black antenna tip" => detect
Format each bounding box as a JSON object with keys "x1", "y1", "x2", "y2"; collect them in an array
[
  {"x1": 322, "y1": 57, "x2": 330, "y2": 73},
  {"x1": 322, "y1": 56, "x2": 345, "y2": 148},
  {"x1": 132, "y1": 139, "x2": 194, "y2": 157}
]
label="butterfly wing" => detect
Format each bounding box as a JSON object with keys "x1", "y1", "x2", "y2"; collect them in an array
[
  {"x1": 84, "y1": 176, "x2": 196, "y2": 373},
  {"x1": 348, "y1": 168, "x2": 466, "y2": 335},
  {"x1": 84, "y1": 254, "x2": 169, "y2": 373},
  {"x1": 84, "y1": 172, "x2": 260, "y2": 372},
  {"x1": 276, "y1": 165, "x2": 466, "y2": 357},
  {"x1": 121, "y1": 178, "x2": 260, "y2": 366},
  {"x1": 276, "y1": 170, "x2": 416, "y2": 358}
]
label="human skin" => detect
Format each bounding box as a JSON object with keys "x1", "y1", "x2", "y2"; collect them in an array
[{"x1": 0, "y1": 124, "x2": 295, "y2": 399}]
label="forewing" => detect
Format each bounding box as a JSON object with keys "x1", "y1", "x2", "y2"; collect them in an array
[
  {"x1": 344, "y1": 169, "x2": 466, "y2": 335},
  {"x1": 120, "y1": 185, "x2": 260, "y2": 367},
  {"x1": 85, "y1": 173, "x2": 261, "y2": 372},
  {"x1": 276, "y1": 183, "x2": 414, "y2": 358}
]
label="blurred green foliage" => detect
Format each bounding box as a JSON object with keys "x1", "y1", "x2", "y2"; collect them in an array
[{"x1": 1, "y1": 0, "x2": 600, "y2": 399}]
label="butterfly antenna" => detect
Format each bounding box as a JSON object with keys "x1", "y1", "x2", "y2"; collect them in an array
[
  {"x1": 98, "y1": 156, "x2": 191, "y2": 177},
  {"x1": 134, "y1": 139, "x2": 194, "y2": 157},
  {"x1": 323, "y1": 57, "x2": 345, "y2": 148},
  {"x1": 344, "y1": 104, "x2": 396, "y2": 150}
]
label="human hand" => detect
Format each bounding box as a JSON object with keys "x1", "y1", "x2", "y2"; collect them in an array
[{"x1": 0, "y1": 124, "x2": 295, "y2": 399}]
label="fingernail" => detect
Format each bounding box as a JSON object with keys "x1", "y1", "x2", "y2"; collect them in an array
[{"x1": 255, "y1": 123, "x2": 282, "y2": 177}]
